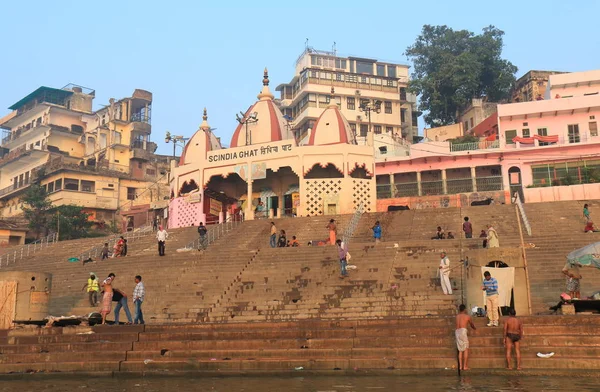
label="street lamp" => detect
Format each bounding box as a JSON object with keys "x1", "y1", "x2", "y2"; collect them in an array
[
  {"x1": 359, "y1": 100, "x2": 382, "y2": 147},
  {"x1": 236, "y1": 111, "x2": 258, "y2": 146},
  {"x1": 165, "y1": 131, "x2": 189, "y2": 157}
]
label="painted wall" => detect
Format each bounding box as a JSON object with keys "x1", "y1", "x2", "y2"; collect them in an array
[
  {"x1": 523, "y1": 183, "x2": 600, "y2": 203},
  {"x1": 376, "y1": 190, "x2": 509, "y2": 211}
]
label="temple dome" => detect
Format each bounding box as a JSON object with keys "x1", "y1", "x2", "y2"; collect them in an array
[
  {"x1": 306, "y1": 88, "x2": 355, "y2": 146},
  {"x1": 230, "y1": 68, "x2": 294, "y2": 148},
  {"x1": 179, "y1": 108, "x2": 222, "y2": 165}
]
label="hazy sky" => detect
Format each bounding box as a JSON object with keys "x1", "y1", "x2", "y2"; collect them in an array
[{"x1": 1, "y1": 0, "x2": 598, "y2": 156}]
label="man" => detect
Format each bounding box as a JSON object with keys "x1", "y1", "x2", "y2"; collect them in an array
[
  {"x1": 81, "y1": 272, "x2": 99, "y2": 306},
  {"x1": 463, "y1": 217, "x2": 473, "y2": 239},
  {"x1": 456, "y1": 304, "x2": 476, "y2": 371},
  {"x1": 101, "y1": 243, "x2": 110, "y2": 260},
  {"x1": 504, "y1": 308, "x2": 523, "y2": 370},
  {"x1": 100, "y1": 273, "x2": 115, "y2": 325},
  {"x1": 133, "y1": 275, "x2": 145, "y2": 325},
  {"x1": 269, "y1": 222, "x2": 277, "y2": 248},
  {"x1": 562, "y1": 262, "x2": 582, "y2": 299},
  {"x1": 198, "y1": 222, "x2": 208, "y2": 250},
  {"x1": 336, "y1": 239, "x2": 349, "y2": 278},
  {"x1": 152, "y1": 216, "x2": 158, "y2": 231},
  {"x1": 372, "y1": 221, "x2": 382, "y2": 244},
  {"x1": 112, "y1": 287, "x2": 133, "y2": 325},
  {"x1": 156, "y1": 225, "x2": 168, "y2": 256},
  {"x1": 439, "y1": 252, "x2": 452, "y2": 295},
  {"x1": 482, "y1": 271, "x2": 500, "y2": 327}
]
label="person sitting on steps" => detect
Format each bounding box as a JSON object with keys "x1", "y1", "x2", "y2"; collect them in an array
[{"x1": 432, "y1": 226, "x2": 445, "y2": 240}]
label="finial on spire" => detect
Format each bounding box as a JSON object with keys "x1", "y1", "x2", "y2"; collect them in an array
[
  {"x1": 331, "y1": 86, "x2": 335, "y2": 95},
  {"x1": 200, "y1": 107, "x2": 210, "y2": 131},
  {"x1": 257, "y1": 67, "x2": 274, "y2": 101},
  {"x1": 202, "y1": 107, "x2": 208, "y2": 121}
]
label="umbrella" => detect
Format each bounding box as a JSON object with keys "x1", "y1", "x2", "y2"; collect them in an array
[{"x1": 567, "y1": 242, "x2": 600, "y2": 269}]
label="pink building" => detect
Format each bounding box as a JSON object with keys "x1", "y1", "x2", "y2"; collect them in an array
[{"x1": 375, "y1": 70, "x2": 600, "y2": 209}]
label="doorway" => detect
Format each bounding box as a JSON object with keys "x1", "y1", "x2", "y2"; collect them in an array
[
  {"x1": 269, "y1": 196, "x2": 279, "y2": 218},
  {"x1": 508, "y1": 166, "x2": 524, "y2": 202}
]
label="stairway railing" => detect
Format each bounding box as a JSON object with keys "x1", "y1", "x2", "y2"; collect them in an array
[
  {"x1": 182, "y1": 214, "x2": 245, "y2": 251},
  {"x1": 513, "y1": 192, "x2": 532, "y2": 236},
  {"x1": 0, "y1": 232, "x2": 59, "y2": 268},
  {"x1": 78, "y1": 225, "x2": 154, "y2": 261},
  {"x1": 342, "y1": 202, "x2": 365, "y2": 245}
]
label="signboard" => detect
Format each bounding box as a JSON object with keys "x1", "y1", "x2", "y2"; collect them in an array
[
  {"x1": 207, "y1": 142, "x2": 294, "y2": 163},
  {"x1": 209, "y1": 198, "x2": 222, "y2": 216},
  {"x1": 292, "y1": 193, "x2": 300, "y2": 214}
]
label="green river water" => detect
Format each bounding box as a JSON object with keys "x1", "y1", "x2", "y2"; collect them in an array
[{"x1": 0, "y1": 375, "x2": 597, "y2": 392}]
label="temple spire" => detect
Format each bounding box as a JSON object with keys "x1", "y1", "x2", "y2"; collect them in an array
[
  {"x1": 257, "y1": 67, "x2": 274, "y2": 101},
  {"x1": 200, "y1": 107, "x2": 210, "y2": 131}
]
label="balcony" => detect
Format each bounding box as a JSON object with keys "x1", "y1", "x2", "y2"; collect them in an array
[
  {"x1": 450, "y1": 140, "x2": 500, "y2": 152},
  {"x1": 130, "y1": 113, "x2": 151, "y2": 124},
  {"x1": 131, "y1": 141, "x2": 158, "y2": 161}
]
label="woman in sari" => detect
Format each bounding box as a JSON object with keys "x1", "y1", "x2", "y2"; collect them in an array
[
  {"x1": 487, "y1": 224, "x2": 500, "y2": 248},
  {"x1": 112, "y1": 236, "x2": 125, "y2": 257},
  {"x1": 326, "y1": 219, "x2": 337, "y2": 245}
]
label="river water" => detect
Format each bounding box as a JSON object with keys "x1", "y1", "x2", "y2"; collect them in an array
[{"x1": 0, "y1": 375, "x2": 596, "y2": 392}]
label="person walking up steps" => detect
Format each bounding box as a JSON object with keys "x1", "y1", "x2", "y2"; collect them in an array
[
  {"x1": 456, "y1": 304, "x2": 476, "y2": 371},
  {"x1": 583, "y1": 203, "x2": 591, "y2": 223},
  {"x1": 269, "y1": 222, "x2": 277, "y2": 248},
  {"x1": 336, "y1": 239, "x2": 349, "y2": 278},
  {"x1": 463, "y1": 217, "x2": 473, "y2": 239},
  {"x1": 439, "y1": 252, "x2": 452, "y2": 295},
  {"x1": 482, "y1": 271, "x2": 500, "y2": 326},
  {"x1": 133, "y1": 275, "x2": 145, "y2": 325},
  {"x1": 372, "y1": 221, "x2": 382, "y2": 244},
  {"x1": 157, "y1": 225, "x2": 168, "y2": 256},
  {"x1": 198, "y1": 222, "x2": 208, "y2": 250}
]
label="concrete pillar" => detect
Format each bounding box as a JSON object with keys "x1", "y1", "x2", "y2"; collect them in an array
[
  {"x1": 441, "y1": 169, "x2": 447, "y2": 195},
  {"x1": 246, "y1": 180, "x2": 254, "y2": 220},
  {"x1": 219, "y1": 211, "x2": 224, "y2": 224},
  {"x1": 471, "y1": 167, "x2": 477, "y2": 192},
  {"x1": 416, "y1": 172, "x2": 422, "y2": 196},
  {"x1": 389, "y1": 173, "x2": 394, "y2": 198}
]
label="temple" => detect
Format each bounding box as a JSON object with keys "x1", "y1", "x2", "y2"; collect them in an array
[{"x1": 168, "y1": 69, "x2": 376, "y2": 227}]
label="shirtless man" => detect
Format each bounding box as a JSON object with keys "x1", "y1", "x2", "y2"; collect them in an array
[
  {"x1": 455, "y1": 304, "x2": 476, "y2": 370},
  {"x1": 100, "y1": 273, "x2": 116, "y2": 325},
  {"x1": 504, "y1": 308, "x2": 524, "y2": 370}
]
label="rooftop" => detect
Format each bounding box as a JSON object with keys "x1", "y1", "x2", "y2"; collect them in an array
[{"x1": 8, "y1": 84, "x2": 95, "y2": 111}]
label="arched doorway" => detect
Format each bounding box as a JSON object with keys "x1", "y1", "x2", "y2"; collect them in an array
[{"x1": 508, "y1": 166, "x2": 524, "y2": 202}]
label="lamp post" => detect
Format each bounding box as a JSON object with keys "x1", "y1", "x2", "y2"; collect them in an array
[
  {"x1": 236, "y1": 111, "x2": 259, "y2": 146},
  {"x1": 165, "y1": 132, "x2": 189, "y2": 157},
  {"x1": 359, "y1": 100, "x2": 382, "y2": 147}
]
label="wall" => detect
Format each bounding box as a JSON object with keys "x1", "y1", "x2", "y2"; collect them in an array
[
  {"x1": 424, "y1": 123, "x2": 463, "y2": 142},
  {"x1": 523, "y1": 183, "x2": 600, "y2": 203},
  {"x1": 376, "y1": 190, "x2": 509, "y2": 211},
  {"x1": 0, "y1": 271, "x2": 52, "y2": 325}
]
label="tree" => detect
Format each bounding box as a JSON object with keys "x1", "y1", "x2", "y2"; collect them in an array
[
  {"x1": 21, "y1": 184, "x2": 52, "y2": 239},
  {"x1": 49, "y1": 205, "x2": 92, "y2": 240},
  {"x1": 406, "y1": 25, "x2": 518, "y2": 127}
]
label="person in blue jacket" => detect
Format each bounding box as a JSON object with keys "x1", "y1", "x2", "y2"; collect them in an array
[{"x1": 372, "y1": 221, "x2": 382, "y2": 244}]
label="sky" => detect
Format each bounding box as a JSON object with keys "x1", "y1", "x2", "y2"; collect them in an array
[{"x1": 1, "y1": 0, "x2": 599, "y2": 156}]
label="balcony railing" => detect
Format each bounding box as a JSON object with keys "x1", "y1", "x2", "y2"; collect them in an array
[
  {"x1": 375, "y1": 176, "x2": 503, "y2": 199},
  {"x1": 476, "y1": 176, "x2": 503, "y2": 191},
  {"x1": 130, "y1": 113, "x2": 151, "y2": 124},
  {"x1": 446, "y1": 178, "x2": 473, "y2": 194},
  {"x1": 450, "y1": 140, "x2": 500, "y2": 152}
]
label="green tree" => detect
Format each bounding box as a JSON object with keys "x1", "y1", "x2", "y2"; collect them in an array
[
  {"x1": 21, "y1": 184, "x2": 52, "y2": 239},
  {"x1": 49, "y1": 205, "x2": 92, "y2": 240},
  {"x1": 406, "y1": 25, "x2": 518, "y2": 127}
]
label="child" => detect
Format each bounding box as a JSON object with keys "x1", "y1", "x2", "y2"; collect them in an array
[
  {"x1": 290, "y1": 236, "x2": 299, "y2": 247},
  {"x1": 101, "y1": 243, "x2": 110, "y2": 260},
  {"x1": 447, "y1": 232, "x2": 455, "y2": 239},
  {"x1": 122, "y1": 239, "x2": 128, "y2": 256}
]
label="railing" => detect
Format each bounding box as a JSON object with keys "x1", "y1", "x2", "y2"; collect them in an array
[
  {"x1": 342, "y1": 202, "x2": 364, "y2": 245},
  {"x1": 78, "y1": 225, "x2": 154, "y2": 261},
  {"x1": 421, "y1": 180, "x2": 444, "y2": 196},
  {"x1": 130, "y1": 113, "x2": 151, "y2": 124},
  {"x1": 513, "y1": 192, "x2": 532, "y2": 236},
  {"x1": 475, "y1": 176, "x2": 503, "y2": 191},
  {"x1": 0, "y1": 232, "x2": 59, "y2": 268},
  {"x1": 181, "y1": 215, "x2": 245, "y2": 250},
  {"x1": 450, "y1": 140, "x2": 500, "y2": 152},
  {"x1": 446, "y1": 178, "x2": 473, "y2": 194}
]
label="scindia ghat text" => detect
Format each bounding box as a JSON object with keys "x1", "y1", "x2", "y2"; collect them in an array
[{"x1": 207, "y1": 144, "x2": 293, "y2": 163}]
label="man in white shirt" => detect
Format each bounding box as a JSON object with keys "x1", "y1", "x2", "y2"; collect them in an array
[
  {"x1": 439, "y1": 251, "x2": 452, "y2": 295},
  {"x1": 132, "y1": 275, "x2": 145, "y2": 325},
  {"x1": 156, "y1": 225, "x2": 168, "y2": 256}
]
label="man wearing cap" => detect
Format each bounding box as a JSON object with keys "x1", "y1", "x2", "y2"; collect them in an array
[
  {"x1": 81, "y1": 272, "x2": 99, "y2": 306},
  {"x1": 439, "y1": 252, "x2": 452, "y2": 295}
]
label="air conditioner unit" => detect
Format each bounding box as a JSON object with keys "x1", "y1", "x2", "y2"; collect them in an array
[{"x1": 355, "y1": 90, "x2": 361, "y2": 96}]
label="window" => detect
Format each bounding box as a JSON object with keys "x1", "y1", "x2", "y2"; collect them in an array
[
  {"x1": 81, "y1": 180, "x2": 95, "y2": 193},
  {"x1": 47, "y1": 182, "x2": 54, "y2": 193},
  {"x1": 374, "y1": 125, "x2": 382, "y2": 134},
  {"x1": 400, "y1": 87, "x2": 407, "y2": 101},
  {"x1": 349, "y1": 60, "x2": 355, "y2": 73},
  {"x1": 522, "y1": 128, "x2": 530, "y2": 138},
  {"x1": 356, "y1": 61, "x2": 373, "y2": 74},
  {"x1": 335, "y1": 73, "x2": 343, "y2": 81},
  {"x1": 349, "y1": 123, "x2": 356, "y2": 135},
  {"x1": 360, "y1": 76, "x2": 368, "y2": 84},
  {"x1": 469, "y1": 118, "x2": 474, "y2": 129},
  {"x1": 376, "y1": 64, "x2": 385, "y2": 76},
  {"x1": 387, "y1": 65, "x2": 397, "y2": 78},
  {"x1": 590, "y1": 122, "x2": 598, "y2": 137},
  {"x1": 335, "y1": 59, "x2": 346, "y2": 69},
  {"x1": 401, "y1": 109, "x2": 407, "y2": 123},
  {"x1": 346, "y1": 75, "x2": 357, "y2": 83},
  {"x1": 568, "y1": 124, "x2": 581, "y2": 143},
  {"x1": 146, "y1": 168, "x2": 156, "y2": 176},
  {"x1": 505, "y1": 130, "x2": 517, "y2": 144},
  {"x1": 537, "y1": 127, "x2": 549, "y2": 146},
  {"x1": 64, "y1": 178, "x2": 79, "y2": 191},
  {"x1": 464, "y1": 121, "x2": 469, "y2": 130},
  {"x1": 386, "y1": 79, "x2": 395, "y2": 87},
  {"x1": 411, "y1": 111, "x2": 419, "y2": 126},
  {"x1": 359, "y1": 124, "x2": 368, "y2": 137},
  {"x1": 127, "y1": 187, "x2": 136, "y2": 200},
  {"x1": 384, "y1": 101, "x2": 392, "y2": 114},
  {"x1": 55, "y1": 179, "x2": 62, "y2": 191},
  {"x1": 24, "y1": 172, "x2": 30, "y2": 184},
  {"x1": 347, "y1": 97, "x2": 355, "y2": 110}
]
